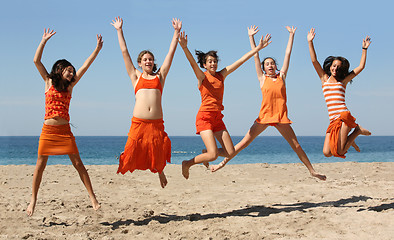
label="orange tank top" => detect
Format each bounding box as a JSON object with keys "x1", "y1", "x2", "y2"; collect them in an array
[
  {"x1": 44, "y1": 85, "x2": 71, "y2": 122},
  {"x1": 134, "y1": 75, "x2": 163, "y2": 94},
  {"x1": 257, "y1": 74, "x2": 291, "y2": 124},
  {"x1": 198, "y1": 71, "x2": 224, "y2": 112}
]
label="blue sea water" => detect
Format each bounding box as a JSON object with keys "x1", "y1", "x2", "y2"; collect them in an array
[{"x1": 0, "y1": 136, "x2": 393, "y2": 165}]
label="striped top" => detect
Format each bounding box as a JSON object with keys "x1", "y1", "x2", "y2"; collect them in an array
[{"x1": 322, "y1": 81, "x2": 348, "y2": 121}]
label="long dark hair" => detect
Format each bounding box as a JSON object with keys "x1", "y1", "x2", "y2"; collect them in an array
[
  {"x1": 323, "y1": 56, "x2": 350, "y2": 82},
  {"x1": 195, "y1": 50, "x2": 219, "y2": 68},
  {"x1": 137, "y1": 50, "x2": 158, "y2": 72},
  {"x1": 48, "y1": 59, "x2": 76, "y2": 92}
]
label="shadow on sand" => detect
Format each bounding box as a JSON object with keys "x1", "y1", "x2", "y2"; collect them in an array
[{"x1": 100, "y1": 195, "x2": 393, "y2": 230}]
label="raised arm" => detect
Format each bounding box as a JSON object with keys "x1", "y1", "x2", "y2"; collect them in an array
[
  {"x1": 72, "y1": 34, "x2": 103, "y2": 87},
  {"x1": 220, "y1": 33, "x2": 271, "y2": 79},
  {"x1": 178, "y1": 31, "x2": 206, "y2": 86},
  {"x1": 111, "y1": 17, "x2": 139, "y2": 85},
  {"x1": 33, "y1": 28, "x2": 56, "y2": 82},
  {"x1": 280, "y1": 26, "x2": 296, "y2": 79},
  {"x1": 307, "y1": 28, "x2": 326, "y2": 83},
  {"x1": 158, "y1": 18, "x2": 182, "y2": 85},
  {"x1": 343, "y1": 36, "x2": 371, "y2": 85},
  {"x1": 248, "y1": 25, "x2": 264, "y2": 81}
]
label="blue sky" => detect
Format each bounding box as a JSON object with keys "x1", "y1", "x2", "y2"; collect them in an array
[{"x1": 1, "y1": 0, "x2": 393, "y2": 136}]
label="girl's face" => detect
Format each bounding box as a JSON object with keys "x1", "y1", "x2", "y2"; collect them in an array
[
  {"x1": 139, "y1": 53, "x2": 155, "y2": 73},
  {"x1": 62, "y1": 66, "x2": 74, "y2": 82},
  {"x1": 330, "y1": 60, "x2": 342, "y2": 77},
  {"x1": 263, "y1": 58, "x2": 277, "y2": 75},
  {"x1": 203, "y1": 56, "x2": 218, "y2": 73}
]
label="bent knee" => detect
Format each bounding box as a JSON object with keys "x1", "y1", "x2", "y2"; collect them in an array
[
  {"x1": 323, "y1": 149, "x2": 332, "y2": 157},
  {"x1": 205, "y1": 151, "x2": 219, "y2": 161}
]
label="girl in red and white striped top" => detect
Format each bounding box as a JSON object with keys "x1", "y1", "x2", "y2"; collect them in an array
[
  {"x1": 322, "y1": 81, "x2": 348, "y2": 121},
  {"x1": 307, "y1": 28, "x2": 372, "y2": 158}
]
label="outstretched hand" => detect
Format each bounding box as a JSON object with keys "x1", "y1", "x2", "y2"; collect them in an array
[
  {"x1": 179, "y1": 31, "x2": 188, "y2": 48},
  {"x1": 285, "y1": 25, "x2": 297, "y2": 34},
  {"x1": 172, "y1": 18, "x2": 182, "y2": 32},
  {"x1": 307, "y1": 28, "x2": 316, "y2": 42},
  {"x1": 42, "y1": 28, "x2": 56, "y2": 42},
  {"x1": 111, "y1": 17, "x2": 123, "y2": 30},
  {"x1": 362, "y1": 35, "x2": 372, "y2": 49},
  {"x1": 96, "y1": 34, "x2": 103, "y2": 51},
  {"x1": 248, "y1": 25, "x2": 259, "y2": 37},
  {"x1": 258, "y1": 33, "x2": 272, "y2": 49}
]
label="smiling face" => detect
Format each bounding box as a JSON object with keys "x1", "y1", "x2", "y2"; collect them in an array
[
  {"x1": 330, "y1": 59, "x2": 342, "y2": 77},
  {"x1": 138, "y1": 53, "x2": 155, "y2": 73},
  {"x1": 61, "y1": 66, "x2": 75, "y2": 82},
  {"x1": 203, "y1": 56, "x2": 218, "y2": 74},
  {"x1": 263, "y1": 58, "x2": 277, "y2": 75}
]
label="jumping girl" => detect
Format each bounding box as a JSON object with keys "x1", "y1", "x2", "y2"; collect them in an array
[
  {"x1": 307, "y1": 28, "x2": 371, "y2": 158},
  {"x1": 111, "y1": 17, "x2": 181, "y2": 188},
  {"x1": 178, "y1": 29, "x2": 272, "y2": 179},
  {"x1": 210, "y1": 26, "x2": 326, "y2": 181},
  {"x1": 27, "y1": 28, "x2": 103, "y2": 216}
]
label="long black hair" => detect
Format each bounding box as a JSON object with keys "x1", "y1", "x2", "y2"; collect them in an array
[
  {"x1": 195, "y1": 50, "x2": 219, "y2": 68},
  {"x1": 48, "y1": 59, "x2": 76, "y2": 92},
  {"x1": 323, "y1": 56, "x2": 351, "y2": 82}
]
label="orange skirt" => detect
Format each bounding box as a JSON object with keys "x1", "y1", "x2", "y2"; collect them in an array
[
  {"x1": 117, "y1": 117, "x2": 171, "y2": 174},
  {"x1": 38, "y1": 124, "x2": 79, "y2": 156},
  {"x1": 326, "y1": 111, "x2": 357, "y2": 158}
]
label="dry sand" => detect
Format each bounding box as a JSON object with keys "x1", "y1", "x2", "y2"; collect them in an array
[{"x1": 0, "y1": 162, "x2": 393, "y2": 239}]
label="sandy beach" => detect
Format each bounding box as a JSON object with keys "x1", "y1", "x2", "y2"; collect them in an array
[{"x1": 0, "y1": 162, "x2": 393, "y2": 239}]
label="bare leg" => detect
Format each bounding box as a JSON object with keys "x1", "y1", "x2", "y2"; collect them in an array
[
  {"x1": 182, "y1": 130, "x2": 218, "y2": 179},
  {"x1": 323, "y1": 133, "x2": 332, "y2": 157},
  {"x1": 26, "y1": 155, "x2": 49, "y2": 216},
  {"x1": 352, "y1": 142, "x2": 360, "y2": 152},
  {"x1": 276, "y1": 124, "x2": 326, "y2": 181},
  {"x1": 158, "y1": 171, "x2": 167, "y2": 188},
  {"x1": 69, "y1": 153, "x2": 101, "y2": 210},
  {"x1": 211, "y1": 122, "x2": 268, "y2": 172},
  {"x1": 214, "y1": 130, "x2": 235, "y2": 158},
  {"x1": 338, "y1": 123, "x2": 371, "y2": 156}
]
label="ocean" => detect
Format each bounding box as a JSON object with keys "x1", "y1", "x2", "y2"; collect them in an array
[{"x1": 0, "y1": 136, "x2": 393, "y2": 166}]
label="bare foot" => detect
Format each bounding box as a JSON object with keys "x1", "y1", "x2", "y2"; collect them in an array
[
  {"x1": 182, "y1": 161, "x2": 190, "y2": 179},
  {"x1": 26, "y1": 200, "x2": 36, "y2": 217},
  {"x1": 158, "y1": 172, "x2": 168, "y2": 188},
  {"x1": 91, "y1": 198, "x2": 101, "y2": 211},
  {"x1": 357, "y1": 125, "x2": 371, "y2": 136},
  {"x1": 352, "y1": 142, "x2": 360, "y2": 152},
  {"x1": 311, "y1": 171, "x2": 327, "y2": 181},
  {"x1": 210, "y1": 164, "x2": 223, "y2": 173}
]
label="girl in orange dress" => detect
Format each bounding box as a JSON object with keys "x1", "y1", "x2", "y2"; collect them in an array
[
  {"x1": 27, "y1": 28, "x2": 103, "y2": 216},
  {"x1": 178, "y1": 29, "x2": 272, "y2": 179},
  {"x1": 211, "y1": 26, "x2": 326, "y2": 181},
  {"x1": 307, "y1": 28, "x2": 371, "y2": 158},
  {"x1": 111, "y1": 17, "x2": 181, "y2": 188}
]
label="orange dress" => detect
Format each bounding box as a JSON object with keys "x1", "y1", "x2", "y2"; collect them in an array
[
  {"x1": 117, "y1": 74, "x2": 171, "y2": 174},
  {"x1": 38, "y1": 86, "x2": 78, "y2": 156},
  {"x1": 255, "y1": 74, "x2": 292, "y2": 125},
  {"x1": 195, "y1": 71, "x2": 226, "y2": 134}
]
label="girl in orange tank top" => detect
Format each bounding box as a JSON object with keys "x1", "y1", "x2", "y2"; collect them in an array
[
  {"x1": 111, "y1": 17, "x2": 182, "y2": 188},
  {"x1": 211, "y1": 26, "x2": 326, "y2": 181},
  {"x1": 178, "y1": 28, "x2": 272, "y2": 180},
  {"x1": 27, "y1": 28, "x2": 103, "y2": 217},
  {"x1": 307, "y1": 28, "x2": 372, "y2": 158}
]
